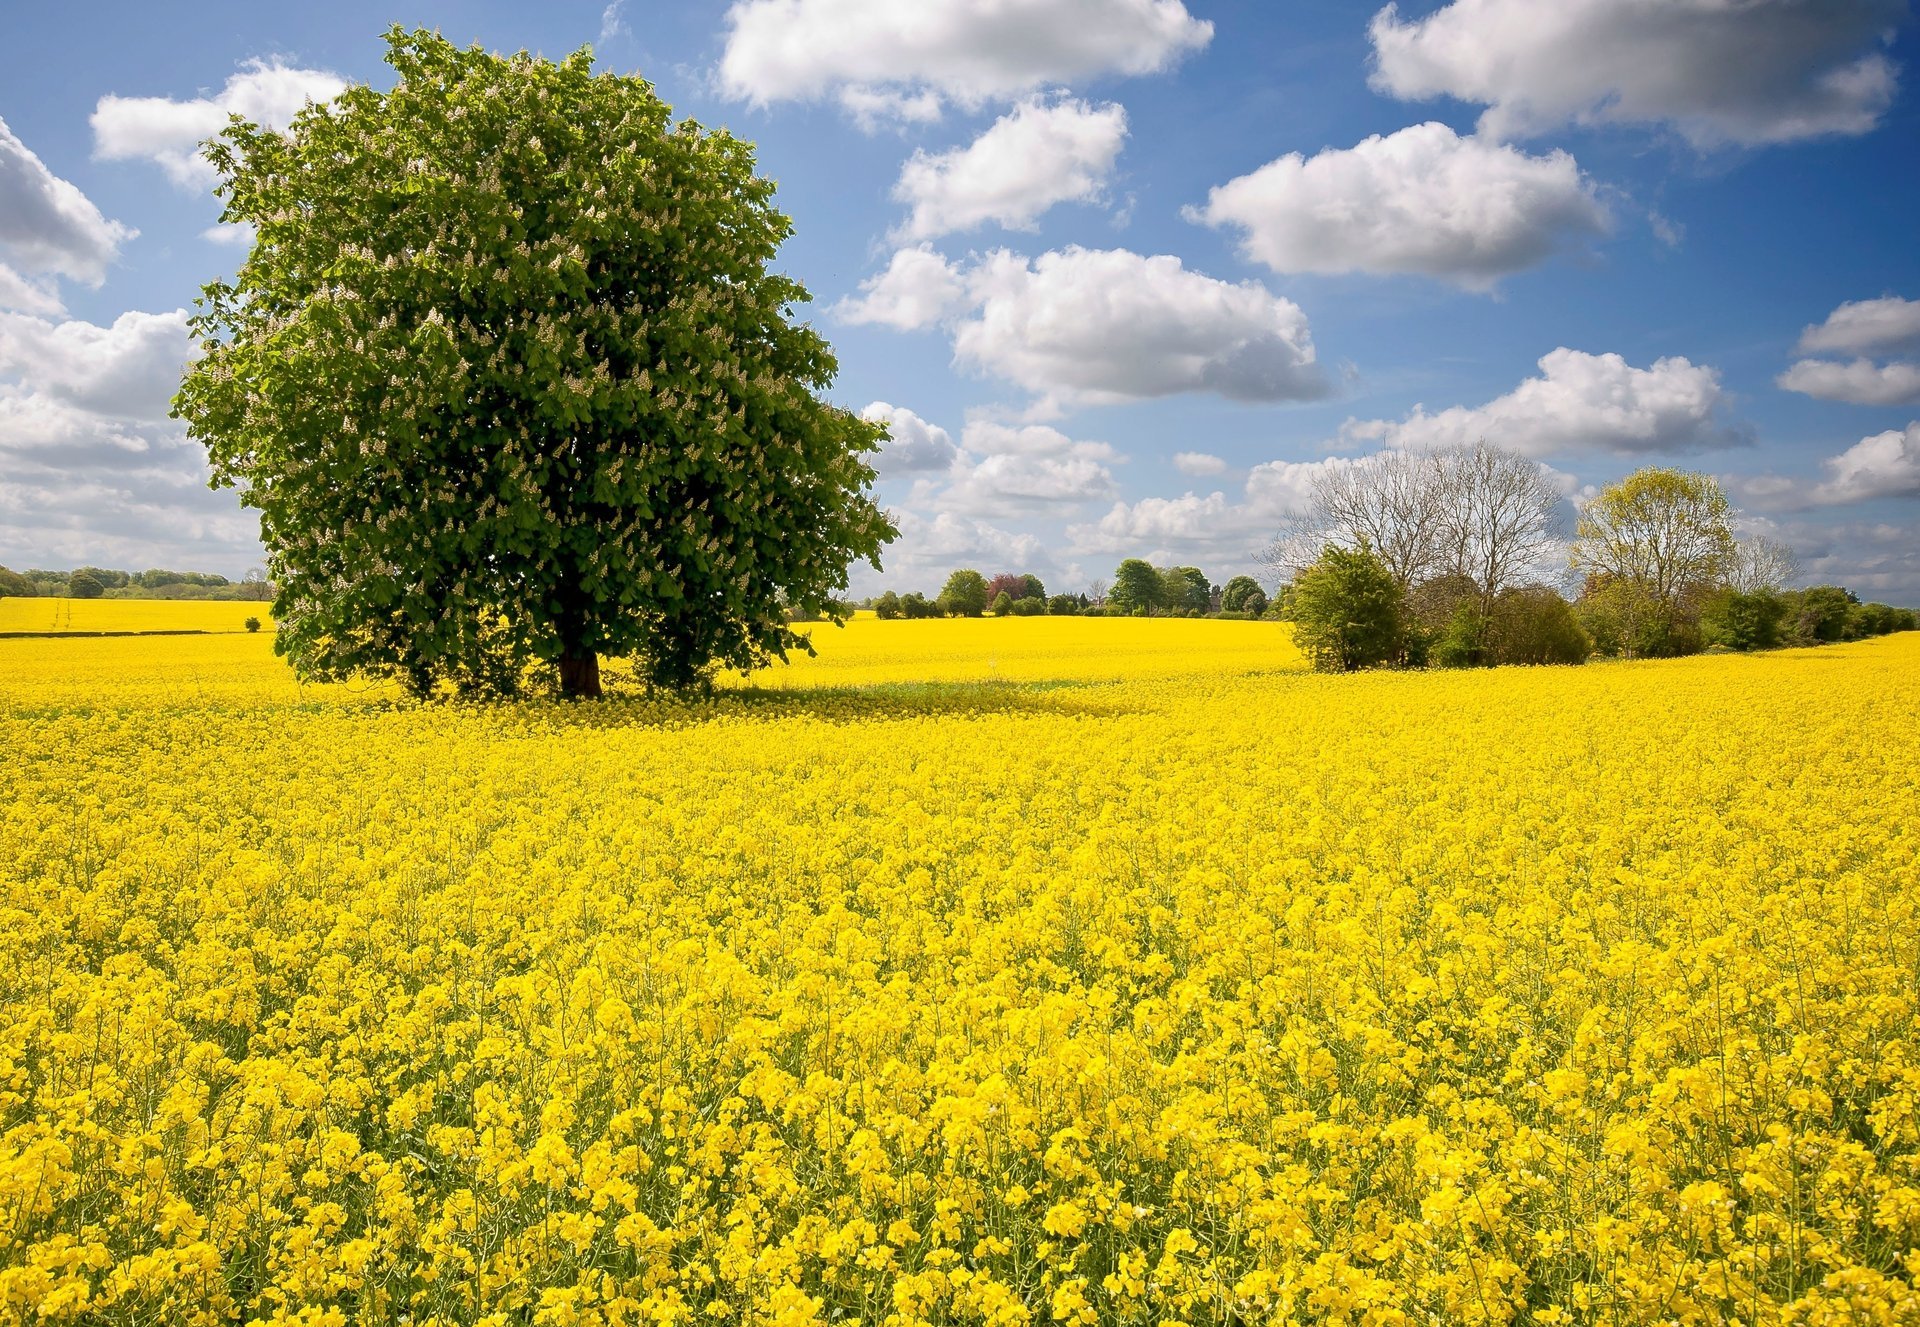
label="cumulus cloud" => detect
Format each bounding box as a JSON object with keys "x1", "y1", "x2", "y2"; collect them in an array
[
  {"x1": 954, "y1": 246, "x2": 1329, "y2": 410},
  {"x1": 1189, "y1": 121, "x2": 1608, "y2": 290},
  {"x1": 1777, "y1": 357, "x2": 1920, "y2": 407},
  {"x1": 1811, "y1": 423, "x2": 1920, "y2": 504},
  {"x1": 1349, "y1": 347, "x2": 1743, "y2": 458},
  {"x1": 833, "y1": 245, "x2": 970, "y2": 330},
  {"x1": 0, "y1": 265, "x2": 65, "y2": 317},
  {"x1": 0, "y1": 309, "x2": 194, "y2": 420},
  {"x1": 939, "y1": 419, "x2": 1120, "y2": 515},
  {"x1": 1067, "y1": 455, "x2": 1361, "y2": 562},
  {"x1": 92, "y1": 59, "x2": 347, "y2": 188},
  {"x1": 850, "y1": 508, "x2": 1053, "y2": 596},
  {"x1": 0, "y1": 116, "x2": 135, "y2": 295},
  {"x1": 1173, "y1": 451, "x2": 1226, "y2": 476},
  {"x1": 1796, "y1": 295, "x2": 1920, "y2": 355},
  {"x1": 1368, "y1": 0, "x2": 1905, "y2": 146},
  {"x1": 893, "y1": 96, "x2": 1127, "y2": 240},
  {"x1": 859, "y1": 402, "x2": 960, "y2": 475},
  {"x1": 838, "y1": 87, "x2": 945, "y2": 132},
  {"x1": 0, "y1": 305, "x2": 261, "y2": 572},
  {"x1": 718, "y1": 0, "x2": 1211, "y2": 120}
]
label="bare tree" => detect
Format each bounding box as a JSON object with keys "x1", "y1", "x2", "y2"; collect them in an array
[
  {"x1": 1260, "y1": 443, "x2": 1558, "y2": 604},
  {"x1": 1724, "y1": 535, "x2": 1799, "y2": 593},
  {"x1": 1435, "y1": 441, "x2": 1564, "y2": 612},
  {"x1": 1260, "y1": 450, "x2": 1452, "y2": 589}
]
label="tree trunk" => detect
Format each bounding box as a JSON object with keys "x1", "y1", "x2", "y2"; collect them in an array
[{"x1": 558, "y1": 653, "x2": 602, "y2": 699}]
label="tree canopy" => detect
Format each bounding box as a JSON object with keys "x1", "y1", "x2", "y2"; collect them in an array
[
  {"x1": 1289, "y1": 544, "x2": 1404, "y2": 672},
  {"x1": 174, "y1": 29, "x2": 894, "y2": 698},
  {"x1": 1570, "y1": 468, "x2": 1733, "y2": 658}
]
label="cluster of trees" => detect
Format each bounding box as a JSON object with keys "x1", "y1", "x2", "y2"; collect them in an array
[
  {"x1": 0, "y1": 566, "x2": 274, "y2": 601},
  {"x1": 1109, "y1": 561, "x2": 1269, "y2": 618},
  {"x1": 1270, "y1": 450, "x2": 1915, "y2": 672},
  {"x1": 869, "y1": 565, "x2": 1273, "y2": 620}
]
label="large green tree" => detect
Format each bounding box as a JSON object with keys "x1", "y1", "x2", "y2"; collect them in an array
[
  {"x1": 938, "y1": 569, "x2": 989, "y2": 617},
  {"x1": 174, "y1": 30, "x2": 894, "y2": 698},
  {"x1": 1109, "y1": 558, "x2": 1163, "y2": 614},
  {"x1": 1219, "y1": 575, "x2": 1266, "y2": 616}
]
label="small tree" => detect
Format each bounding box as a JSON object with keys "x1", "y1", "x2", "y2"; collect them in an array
[
  {"x1": 1110, "y1": 559, "x2": 1163, "y2": 615},
  {"x1": 0, "y1": 566, "x2": 34, "y2": 598},
  {"x1": 174, "y1": 30, "x2": 893, "y2": 699},
  {"x1": 1702, "y1": 588, "x2": 1787, "y2": 651},
  {"x1": 1219, "y1": 575, "x2": 1267, "y2": 616},
  {"x1": 244, "y1": 616, "x2": 264, "y2": 633},
  {"x1": 1724, "y1": 536, "x2": 1798, "y2": 594},
  {"x1": 1163, "y1": 566, "x2": 1210, "y2": 615},
  {"x1": 1485, "y1": 587, "x2": 1590, "y2": 666},
  {"x1": 67, "y1": 570, "x2": 104, "y2": 600},
  {"x1": 1289, "y1": 544, "x2": 1404, "y2": 672},
  {"x1": 939, "y1": 569, "x2": 990, "y2": 617},
  {"x1": 1791, "y1": 586, "x2": 1857, "y2": 643},
  {"x1": 1570, "y1": 468, "x2": 1734, "y2": 658},
  {"x1": 1046, "y1": 593, "x2": 1082, "y2": 616},
  {"x1": 900, "y1": 592, "x2": 935, "y2": 619},
  {"x1": 990, "y1": 591, "x2": 1014, "y2": 616},
  {"x1": 873, "y1": 591, "x2": 902, "y2": 620}
]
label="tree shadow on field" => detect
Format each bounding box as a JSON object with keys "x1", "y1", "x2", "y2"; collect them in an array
[{"x1": 518, "y1": 677, "x2": 1137, "y2": 733}]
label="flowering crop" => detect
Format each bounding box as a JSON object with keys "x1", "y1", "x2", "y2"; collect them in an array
[
  {"x1": 0, "y1": 597, "x2": 268, "y2": 636},
  {"x1": 1, "y1": 620, "x2": 1916, "y2": 1325}
]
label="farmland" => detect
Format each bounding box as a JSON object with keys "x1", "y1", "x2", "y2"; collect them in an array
[{"x1": 1, "y1": 614, "x2": 1917, "y2": 1325}]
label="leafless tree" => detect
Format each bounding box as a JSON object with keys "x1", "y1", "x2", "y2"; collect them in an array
[
  {"x1": 1434, "y1": 441, "x2": 1564, "y2": 612},
  {"x1": 1723, "y1": 535, "x2": 1799, "y2": 593},
  {"x1": 1259, "y1": 450, "x2": 1452, "y2": 589},
  {"x1": 1260, "y1": 442, "x2": 1560, "y2": 605}
]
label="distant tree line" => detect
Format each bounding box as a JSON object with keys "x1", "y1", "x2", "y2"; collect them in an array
[
  {"x1": 1262, "y1": 447, "x2": 1915, "y2": 672},
  {"x1": 0, "y1": 566, "x2": 274, "y2": 601},
  {"x1": 864, "y1": 565, "x2": 1274, "y2": 621}
]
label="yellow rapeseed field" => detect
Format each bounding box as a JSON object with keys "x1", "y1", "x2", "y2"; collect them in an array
[
  {"x1": 0, "y1": 597, "x2": 269, "y2": 636},
  {"x1": 1, "y1": 617, "x2": 1916, "y2": 1326}
]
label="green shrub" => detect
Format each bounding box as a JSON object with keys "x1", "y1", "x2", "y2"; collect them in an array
[{"x1": 1289, "y1": 545, "x2": 1405, "y2": 672}]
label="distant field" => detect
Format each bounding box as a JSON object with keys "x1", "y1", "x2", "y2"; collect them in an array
[
  {"x1": 0, "y1": 595, "x2": 271, "y2": 635},
  {"x1": 2, "y1": 622, "x2": 1916, "y2": 1325}
]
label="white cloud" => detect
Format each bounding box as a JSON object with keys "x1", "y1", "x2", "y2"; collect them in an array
[
  {"x1": 599, "y1": 1, "x2": 629, "y2": 45},
  {"x1": 0, "y1": 116, "x2": 135, "y2": 290},
  {"x1": 954, "y1": 246, "x2": 1329, "y2": 410},
  {"x1": 0, "y1": 309, "x2": 194, "y2": 420},
  {"x1": 1811, "y1": 423, "x2": 1920, "y2": 504},
  {"x1": 859, "y1": 402, "x2": 960, "y2": 475},
  {"x1": 1189, "y1": 121, "x2": 1608, "y2": 290},
  {"x1": 853, "y1": 509, "x2": 1052, "y2": 595},
  {"x1": 1778, "y1": 357, "x2": 1920, "y2": 407},
  {"x1": 200, "y1": 222, "x2": 256, "y2": 248},
  {"x1": 92, "y1": 59, "x2": 348, "y2": 188},
  {"x1": 838, "y1": 87, "x2": 945, "y2": 132},
  {"x1": 1368, "y1": 0, "x2": 1905, "y2": 147},
  {"x1": 893, "y1": 96, "x2": 1127, "y2": 240},
  {"x1": 939, "y1": 420, "x2": 1120, "y2": 515},
  {"x1": 718, "y1": 0, "x2": 1211, "y2": 120},
  {"x1": 1173, "y1": 451, "x2": 1226, "y2": 476},
  {"x1": 1350, "y1": 347, "x2": 1742, "y2": 458},
  {"x1": 1067, "y1": 455, "x2": 1359, "y2": 562},
  {"x1": 1795, "y1": 295, "x2": 1920, "y2": 356},
  {"x1": 833, "y1": 245, "x2": 969, "y2": 330},
  {"x1": 0, "y1": 306, "x2": 259, "y2": 573},
  {"x1": 0, "y1": 264, "x2": 65, "y2": 317}
]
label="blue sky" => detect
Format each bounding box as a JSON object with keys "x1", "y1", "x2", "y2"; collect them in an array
[{"x1": 2, "y1": 0, "x2": 1917, "y2": 602}]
